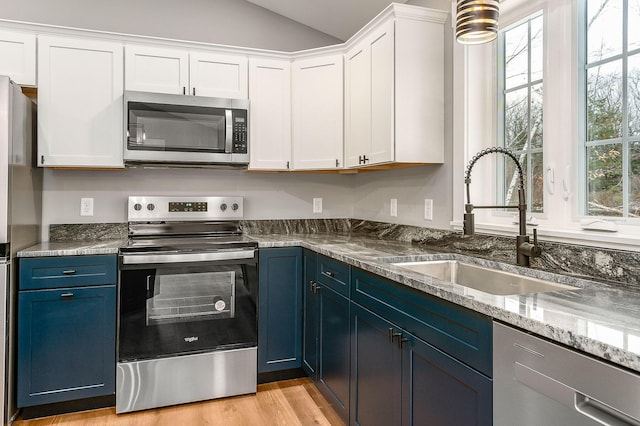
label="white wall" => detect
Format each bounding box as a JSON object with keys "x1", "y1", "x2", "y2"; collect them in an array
[
  {"x1": 42, "y1": 168, "x2": 354, "y2": 238},
  {"x1": 0, "y1": 0, "x2": 342, "y2": 51}
]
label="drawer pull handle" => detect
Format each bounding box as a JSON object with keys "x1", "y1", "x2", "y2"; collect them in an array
[
  {"x1": 325, "y1": 271, "x2": 334, "y2": 277},
  {"x1": 62, "y1": 270, "x2": 76, "y2": 275},
  {"x1": 60, "y1": 293, "x2": 74, "y2": 299}
]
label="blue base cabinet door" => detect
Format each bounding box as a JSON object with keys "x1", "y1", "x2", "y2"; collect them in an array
[
  {"x1": 258, "y1": 247, "x2": 303, "y2": 373},
  {"x1": 318, "y1": 284, "x2": 350, "y2": 423},
  {"x1": 350, "y1": 303, "x2": 402, "y2": 426},
  {"x1": 402, "y1": 333, "x2": 493, "y2": 426},
  {"x1": 17, "y1": 285, "x2": 116, "y2": 407},
  {"x1": 302, "y1": 250, "x2": 319, "y2": 379}
]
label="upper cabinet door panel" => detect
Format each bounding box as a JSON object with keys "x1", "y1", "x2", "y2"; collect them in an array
[
  {"x1": 0, "y1": 30, "x2": 36, "y2": 86},
  {"x1": 344, "y1": 45, "x2": 370, "y2": 168},
  {"x1": 368, "y1": 20, "x2": 395, "y2": 165},
  {"x1": 292, "y1": 54, "x2": 344, "y2": 170},
  {"x1": 248, "y1": 57, "x2": 291, "y2": 170},
  {"x1": 124, "y1": 45, "x2": 189, "y2": 94},
  {"x1": 38, "y1": 36, "x2": 124, "y2": 168},
  {"x1": 190, "y1": 52, "x2": 248, "y2": 99}
]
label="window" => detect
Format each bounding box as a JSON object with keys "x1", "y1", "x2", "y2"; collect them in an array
[
  {"x1": 583, "y1": 0, "x2": 640, "y2": 217},
  {"x1": 498, "y1": 14, "x2": 544, "y2": 213}
]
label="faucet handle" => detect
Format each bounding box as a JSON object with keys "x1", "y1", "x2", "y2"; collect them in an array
[{"x1": 531, "y1": 228, "x2": 542, "y2": 257}]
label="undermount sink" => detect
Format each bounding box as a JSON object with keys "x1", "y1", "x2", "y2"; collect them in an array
[{"x1": 392, "y1": 260, "x2": 577, "y2": 296}]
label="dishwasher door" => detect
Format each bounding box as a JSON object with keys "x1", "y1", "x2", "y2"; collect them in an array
[{"x1": 494, "y1": 322, "x2": 640, "y2": 426}]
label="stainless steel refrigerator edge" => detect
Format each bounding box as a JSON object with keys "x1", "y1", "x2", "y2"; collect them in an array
[{"x1": 0, "y1": 76, "x2": 42, "y2": 425}]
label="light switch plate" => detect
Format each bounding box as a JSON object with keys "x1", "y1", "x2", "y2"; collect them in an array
[
  {"x1": 313, "y1": 198, "x2": 322, "y2": 213},
  {"x1": 424, "y1": 199, "x2": 433, "y2": 221}
]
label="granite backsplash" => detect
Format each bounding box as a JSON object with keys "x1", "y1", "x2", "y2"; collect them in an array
[{"x1": 50, "y1": 219, "x2": 640, "y2": 289}]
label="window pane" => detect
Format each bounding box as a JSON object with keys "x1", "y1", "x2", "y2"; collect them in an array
[
  {"x1": 587, "y1": 60, "x2": 623, "y2": 141},
  {"x1": 629, "y1": 0, "x2": 640, "y2": 52},
  {"x1": 531, "y1": 151, "x2": 544, "y2": 213},
  {"x1": 587, "y1": 144, "x2": 623, "y2": 216},
  {"x1": 531, "y1": 16, "x2": 544, "y2": 82},
  {"x1": 505, "y1": 21, "x2": 529, "y2": 89},
  {"x1": 504, "y1": 152, "x2": 527, "y2": 206},
  {"x1": 631, "y1": 141, "x2": 640, "y2": 216},
  {"x1": 587, "y1": 0, "x2": 623, "y2": 62},
  {"x1": 505, "y1": 88, "x2": 528, "y2": 151},
  {"x1": 629, "y1": 53, "x2": 640, "y2": 137},
  {"x1": 531, "y1": 84, "x2": 543, "y2": 149}
]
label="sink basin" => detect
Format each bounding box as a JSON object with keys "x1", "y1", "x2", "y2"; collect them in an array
[{"x1": 392, "y1": 260, "x2": 577, "y2": 295}]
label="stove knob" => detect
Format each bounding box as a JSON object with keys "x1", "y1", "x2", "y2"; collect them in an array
[
  {"x1": 134, "y1": 203, "x2": 142, "y2": 211},
  {"x1": 220, "y1": 203, "x2": 228, "y2": 211},
  {"x1": 147, "y1": 203, "x2": 155, "y2": 211},
  {"x1": 232, "y1": 203, "x2": 239, "y2": 211}
]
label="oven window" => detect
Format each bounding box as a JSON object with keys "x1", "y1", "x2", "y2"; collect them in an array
[
  {"x1": 127, "y1": 102, "x2": 226, "y2": 152},
  {"x1": 118, "y1": 263, "x2": 257, "y2": 362},
  {"x1": 146, "y1": 271, "x2": 236, "y2": 325}
]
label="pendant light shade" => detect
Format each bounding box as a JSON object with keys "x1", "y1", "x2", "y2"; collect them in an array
[{"x1": 456, "y1": 0, "x2": 499, "y2": 45}]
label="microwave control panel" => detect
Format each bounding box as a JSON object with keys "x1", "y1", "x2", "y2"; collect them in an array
[{"x1": 232, "y1": 110, "x2": 248, "y2": 154}]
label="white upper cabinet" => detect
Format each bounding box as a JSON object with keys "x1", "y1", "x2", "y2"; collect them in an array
[
  {"x1": 0, "y1": 30, "x2": 36, "y2": 86},
  {"x1": 344, "y1": 7, "x2": 447, "y2": 168},
  {"x1": 125, "y1": 45, "x2": 248, "y2": 99},
  {"x1": 190, "y1": 52, "x2": 248, "y2": 99},
  {"x1": 124, "y1": 45, "x2": 188, "y2": 94},
  {"x1": 38, "y1": 36, "x2": 124, "y2": 168},
  {"x1": 292, "y1": 54, "x2": 343, "y2": 170},
  {"x1": 248, "y1": 57, "x2": 291, "y2": 170}
]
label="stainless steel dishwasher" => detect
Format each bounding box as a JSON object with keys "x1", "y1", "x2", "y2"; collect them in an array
[{"x1": 494, "y1": 322, "x2": 640, "y2": 426}]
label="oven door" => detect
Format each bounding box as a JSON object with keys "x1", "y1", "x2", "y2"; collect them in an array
[{"x1": 118, "y1": 249, "x2": 257, "y2": 362}]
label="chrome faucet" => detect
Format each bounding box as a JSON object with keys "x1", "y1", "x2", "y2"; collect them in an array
[{"x1": 463, "y1": 147, "x2": 542, "y2": 267}]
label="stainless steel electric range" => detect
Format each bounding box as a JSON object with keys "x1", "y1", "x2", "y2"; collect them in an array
[{"x1": 116, "y1": 196, "x2": 258, "y2": 413}]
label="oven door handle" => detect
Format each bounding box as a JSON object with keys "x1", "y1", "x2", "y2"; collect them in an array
[{"x1": 121, "y1": 249, "x2": 256, "y2": 265}]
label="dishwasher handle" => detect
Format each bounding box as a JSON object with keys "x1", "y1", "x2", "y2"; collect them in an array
[{"x1": 515, "y1": 362, "x2": 640, "y2": 426}]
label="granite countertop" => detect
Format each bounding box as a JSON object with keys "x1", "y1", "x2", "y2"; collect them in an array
[{"x1": 18, "y1": 233, "x2": 640, "y2": 374}]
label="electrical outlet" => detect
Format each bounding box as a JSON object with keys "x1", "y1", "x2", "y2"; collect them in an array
[
  {"x1": 390, "y1": 198, "x2": 397, "y2": 217},
  {"x1": 313, "y1": 198, "x2": 323, "y2": 213},
  {"x1": 80, "y1": 197, "x2": 94, "y2": 216},
  {"x1": 424, "y1": 199, "x2": 433, "y2": 221}
]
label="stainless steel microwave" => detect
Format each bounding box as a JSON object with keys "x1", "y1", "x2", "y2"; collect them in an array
[{"x1": 124, "y1": 91, "x2": 249, "y2": 167}]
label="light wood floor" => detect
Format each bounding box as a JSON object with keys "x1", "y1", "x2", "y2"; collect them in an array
[{"x1": 13, "y1": 378, "x2": 343, "y2": 426}]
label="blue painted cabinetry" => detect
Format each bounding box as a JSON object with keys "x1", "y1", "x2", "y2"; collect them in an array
[
  {"x1": 258, "y1": 247, "x2": 303, "y2": 373},
  {"x1": 17, "y1": 255, "x2": 117, "y2": 408},
  {"x1": 302, "y1": 250, "x2": 351, "y2": 423}
]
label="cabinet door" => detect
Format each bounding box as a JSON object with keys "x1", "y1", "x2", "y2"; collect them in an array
[
  {"x1": 344, "y1": 43, "x2": 370, "y2": 168},
  {"x1": 0, "y1": 30, "x2": 36, "y2": 86},
  {"x1": 258, "y1": 247, "x2": 302, "y2": 373},
  {"x1": 38, "y1": 36, "x2": 124, "y2": 168},
  {"x1": 302, "y1": 250, "x2": 319, "y2": 379},
  {"x1": 368, "y1": 19, "x2": 395, "y2": 166},
  {"x1": 248, "y1": 58, "x2": 291, "y2": 170},
  {"x1": 350, "y1": 303, "x2": 402, "y2": 426},
  {"x1": 292, "y1": 55, "x2": 343, "y2": 170},
  {"x1": 402, "y1": 333, "x2": 492, "y2": 426},
  {"x1": 17, "y1": 285, "x2": 116, "y2": 407},
  {"x1": 189, "y1": 52, "x2": 248, "y2": 99},
  {"x1": 124, "y1": 45, "x2": 189, "y2": 94},
  {"x1": 318, "y1": 285, "x2": 350, "y2": 423}
]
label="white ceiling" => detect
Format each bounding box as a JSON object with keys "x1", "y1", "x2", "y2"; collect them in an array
[{"x1": 246, "y1": 0, "x2": 408, "y2": 41}]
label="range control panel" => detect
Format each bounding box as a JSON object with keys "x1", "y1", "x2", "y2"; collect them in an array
[{"x1": 128, "y1": 196, "x2": 244, "y2": 221}]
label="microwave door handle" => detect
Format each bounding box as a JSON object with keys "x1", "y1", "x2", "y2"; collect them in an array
[{"x1": 225, "y1": 110, "x2": 233, "y2": 153}]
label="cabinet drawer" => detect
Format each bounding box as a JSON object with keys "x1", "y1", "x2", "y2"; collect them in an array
[
  {"x1": 317, "y1": 255, "x2": 350, "y2": 297},
  {"x1": 351, "y1": 268, "x2": 492, "y2": 377},
  {"x1": 19, "y1": 255, "x2": 117, "y2": 290}
]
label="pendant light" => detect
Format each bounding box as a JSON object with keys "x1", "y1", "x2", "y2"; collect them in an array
[{"x1": 456, "y1": 0, "x2": 500, "y2": 45}]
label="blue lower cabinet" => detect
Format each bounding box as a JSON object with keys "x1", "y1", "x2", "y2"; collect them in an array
[
  {"x1": 302, "y1": 250, "x2": 319, "y2": 379},
  {"x1": 258, "y1": 247, "x2": 303, "y2": 373},
  {"x1": 17, "y1": 285, "x2": 116, "y2": 407},
  {"x1": 350, "y1": 303, "x2": 402, "y2": 426},
  {"x1": 402, "y1": 333, "x2": 492, "y2": 426},
  {"x1": 318, "y1": 284, "x2": 351, "y2": 423}
]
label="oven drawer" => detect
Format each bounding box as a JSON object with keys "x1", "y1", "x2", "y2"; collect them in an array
[{"x1": 19, "y1": 255, "x2": 117, "y2": 290}]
